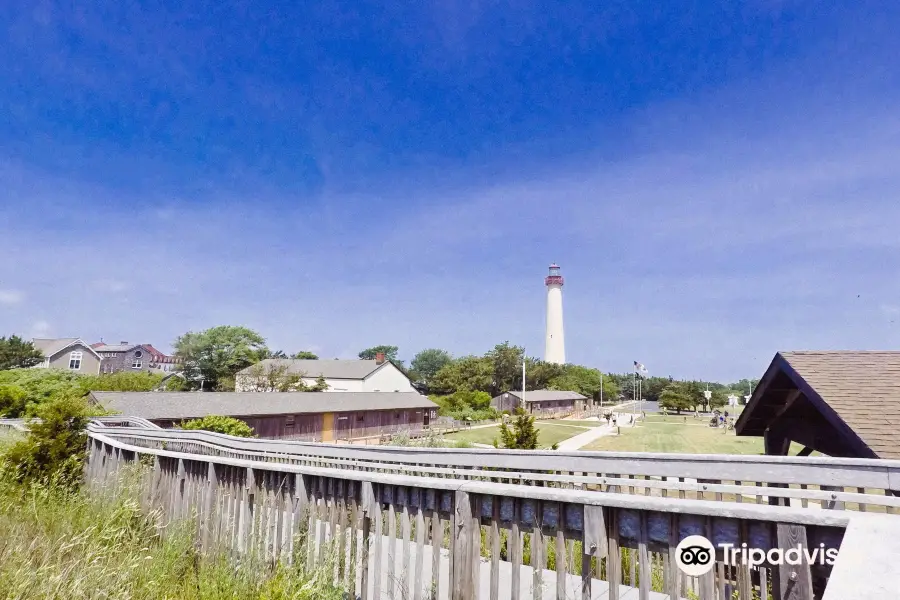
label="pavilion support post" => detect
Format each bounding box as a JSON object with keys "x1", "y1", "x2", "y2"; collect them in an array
[{"x1": 764, "y1": 429, "x2": 791, "y2": 506}]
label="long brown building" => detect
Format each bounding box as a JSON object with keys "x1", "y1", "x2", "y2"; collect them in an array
[{"x1": 90, "y1": 391, "x2": 438, "y2": 442}]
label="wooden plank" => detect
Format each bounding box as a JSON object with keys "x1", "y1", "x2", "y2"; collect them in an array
[
  {"x1": 775, "y1": 523, "x2": 813, "y2": 600},
  {"x1": 665, "y1": 512, "x2": 678, "y2": 600},
  {"x1": 239, "y1": 467, "x2": 255, "y2": 555},
  {"x1": 511, "y1": 499, "x2": 522, "y2": 600},
  {"x1": 402, "y1": 491, "x2": 412, "y2": 598},
  {"x1": 638, "y1": 511, "x2": 650, "y2": 600},
  {"x1": 414, "y1": 502, "x2": 426, "y2": 600},
  {"x1": 760, "y1": 567, "x2": 769, "y2": 600},
  {"x1": 294, "y1": 473, "x2": 308, "y2": 563},
  {"x1": 452, "y1": 490, "x2": 475, "y2": 600},
  {"x1": 738, "y1": 521, "x2": 752, "y2": 600},
  {"x1": 337, "y1": 480, "x2": 348, "y2": 582},
  {"x1": 316, "y1": 477, "x2": 326, "y2": 569},
  {"x1": 490, "y1": 498, "x2": 500, "y2": 600},
  {"x1": 717, "y1": 562, "x2": 726, "y2": 600},
  {"x1": 532, "y1": 501, "x2": 544, "y2": 600},
  {"x1": 556, "y1": 503, "x2": 566, "y2": 600},
  {"x1": 201, "y1": 462, "x2": 218, "y2": 551},
  {"x1": 699, "y1": 517, "x2": 716, "y2": 600},
  {"x1": 388, "y1": 489, "x2": 397, "y2": 599},
  {"x1": 347, "y1": 482, "x2": 359, "y2": 594},
  {"x1": 361, "y1": 481, "x2": 375, "y2": 600},
  {"x1": 607, "y1": 508, "x2": 621, "y2": 600},
  {"x1": 430, "y1": 508, "x2": 442, "y2": 600},
  {"x1": 372, "y1": 485, "x2": 384, "y2": 600}
]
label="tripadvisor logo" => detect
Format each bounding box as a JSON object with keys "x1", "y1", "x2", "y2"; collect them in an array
[{"x1": 675, "y1": 535, "x2": 839, "y2": 576}]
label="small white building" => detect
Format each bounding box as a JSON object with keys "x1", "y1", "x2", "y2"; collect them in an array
[{"x1": 235, "y1": 354, "x2": 416, "y2": 393}]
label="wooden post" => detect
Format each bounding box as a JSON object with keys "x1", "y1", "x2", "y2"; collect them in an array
[
  {"x1": 239, "y1": 468, "x2": 255, "y2": 555},
  {"x1": 607, "y1": 508, "x2": 621, "y2": 600},
  {"x1": 452, "y1": 490, "x2": 475, "y2": 600},
  {"x1": 490, "y1": 498, "x2": 500, "y2": 600},
  {"x1": 510, "y1": 499, "x2": 522, "y2": 600},
  {"x1": 175, "y1": 458, "x2": 187, "y2": 523},
  {"x1": 201, "y1": 462, "x2": 218, "y2": 551},
  {"x1": 638, "y1": 511, "x2": 650, "y2": 600},
  {"x1": 775, "y1": 523, "x2": 813, "y2": 600},
  {"x1": 582, "y1": 505, "x2": 607, "y2": 600},
  {"x1": 293, "y1": 473, "x2": 308, "y2": 565},
  {"x1": 361, "y1": 481, "x2": 378, "y2": 600},
  {"x1": 532, "y1": 501, "x2": 544, "y2": 600}
]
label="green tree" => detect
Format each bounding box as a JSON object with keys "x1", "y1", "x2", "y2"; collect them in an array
[
  {"x1": 2, "y1": 394, "x2": 91, "y2": 488},
  {"x1": 180, "y1": 415, "x2": 255, "y2": 437},
  {"x1": 291, "y1": 350, "x2": 320, "y2": 359},
  {"x1": 0, "y1": 369, "x2": 85, "y2": 416},
  {"x1": 173, "y1": 326, "x2": 267, "y2": 391},
  {"x1": 658, "y1": 383, "x2": 696, "y2": 414},
  {"x1": 547, "y1": 365, "x2": 603, "y2": 398},
  {"x1": 430, "y1": 390, "x2": 495, "y2": 420},
  {"x1": 497, "y1": 408, "x2": 539, "y2": 449},
  {"x1": 79, "y1": 371, "x2": 166, "y2": 393},
  {"x1": 487, "y1": 342, "x2": 524, "y2": 396},
  {"x1": 237, "y1": 361, "x2": 330, "y2": 392},
  {"x1": 430, "y1": 355, "x2": 493, "y2": 394},
  {"x1": 523, "y1": 359, "x2": 565, "y2": 390},
  {"x1": 410, "y1": 348, "x2": 453, "y2": 388},
  {"x1": 0, "y1": 335, "x2": 44, "y2": 370},
  {"x1": 708, "y1": 388, "x2": 728, "y2": 410},
  {"x1": 358, "y1": 345, "x2": 399, "y2": 361}
]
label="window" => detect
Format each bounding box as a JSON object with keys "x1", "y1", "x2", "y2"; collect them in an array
[
  {"x1": 285, "y1": 415, "x2": 295, "y2": 427},
  {"x1": 357, "y1": 415, "x2": 365, "y2": 422},
  {"x1": 134, "y1": 350, "x2": 143, "y2": 358},
  {"x1": 68, "y1": 351, "x2": 82, "y2": 370},
  {"x1": 131, "y1": 359, "x2": 142, "y2": 369}
]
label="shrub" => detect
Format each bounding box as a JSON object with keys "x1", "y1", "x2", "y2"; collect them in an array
[
  {"x1": 0, "y1": 384, "x2": 28, "y2": 417},
  {"x1": 2, "y1": 393, "x2": 90, "y2": 488},
  {"x1": 497, "y1": 407, "x2": 539, "y2": 449},
  {"x1": 180, "y1": 415, "x2": 255, "y2": 437}
]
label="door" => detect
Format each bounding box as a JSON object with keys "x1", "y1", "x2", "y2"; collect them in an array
[{"x1": 322, "y1": 412, "x2": 334, "y2": 442}]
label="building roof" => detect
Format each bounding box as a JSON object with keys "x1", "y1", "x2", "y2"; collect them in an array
[
  {"x1": 143, "y1": 344, "x2": 177, "y2": 363},
  {"x1": 90, "y1": 391, "x2": 437, "y2": 420},
  {"x1": 32, "y1": 338, "x2": 101, "y2": 359},
  {"x1": 92, "y1": 343, "x2": 139, "y2": 352},
  {"x1": 736, "y1": 351, "x2": 900, "y2": 459},
  {"x1": 502, "y1": 390, "x2": 587, "y2": 403},
  {"x1": 236, "y1": 359, "x2": 395, "y2": 380}
]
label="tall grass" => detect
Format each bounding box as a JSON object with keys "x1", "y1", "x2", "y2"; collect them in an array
[{"x1": 0, "y1": 465, "x2": 346, "y2": 600}]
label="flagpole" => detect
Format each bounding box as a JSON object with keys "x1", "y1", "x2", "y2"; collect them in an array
[
  {"x1": 599, "y1": 372, "x2": 603, "y2": 412},
  {"x1": 522, "y1": 349, "x2": 526, "y2": 407},
  {"x1": 632, "y1": 363, "x2": 637, "y2": 415}
]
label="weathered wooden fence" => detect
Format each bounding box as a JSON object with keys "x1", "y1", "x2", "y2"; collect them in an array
[
  {"x1": 84, "y1": 427, "x2": 900, "y2": 600},
  {"x1": 91, "y1": 425, "x2": 900, "y2": 513}
]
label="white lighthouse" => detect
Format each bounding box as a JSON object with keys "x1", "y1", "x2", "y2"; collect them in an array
[{"x1": 544, "y1": 263, "x2": 566, "y2": 364}]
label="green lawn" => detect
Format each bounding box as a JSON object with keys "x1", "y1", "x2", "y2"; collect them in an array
[
  {"x1": 581, "y1": 417, "x2": 764, "y2": 454},
  {"x1": 443, "y1": 422, "x2": 590, "y2": 448},
  {"x1": 539, "y1": 419, "x2": 605, "y2": 428}
]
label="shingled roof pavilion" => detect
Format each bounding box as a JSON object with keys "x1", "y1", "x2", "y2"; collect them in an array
[{"x1": 736, "y1": 351, "x2": 900, "y2": 459}]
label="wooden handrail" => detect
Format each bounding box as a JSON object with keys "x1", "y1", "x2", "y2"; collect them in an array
[{"x1": 84, "y1": 429, "x2": 900, "y2": 600}]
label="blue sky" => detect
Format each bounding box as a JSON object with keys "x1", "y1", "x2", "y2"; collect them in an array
[{"x1": 2, "y1": 1, "x2": 900, "y2": 381}]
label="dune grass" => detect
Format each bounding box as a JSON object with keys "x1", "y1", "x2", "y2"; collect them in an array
[{"x1": 0, "y1": 466, "x2": 345, "y2": 600}]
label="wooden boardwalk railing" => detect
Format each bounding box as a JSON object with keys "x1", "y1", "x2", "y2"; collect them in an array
[
  {"x1": 91, "y1": 425, "x2": 900, "y2": 513},
  {"x1": 84, "y1": 426, "x2": 900, "y2": 600}
]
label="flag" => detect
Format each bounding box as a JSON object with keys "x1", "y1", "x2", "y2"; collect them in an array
[{"x1": 634, "y1": 361, "x2": 649, "y2": 377}]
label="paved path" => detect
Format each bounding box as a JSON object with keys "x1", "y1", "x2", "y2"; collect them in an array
[{"x1": 554, "y1": 423, "x2": 617, "y2": 451}]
